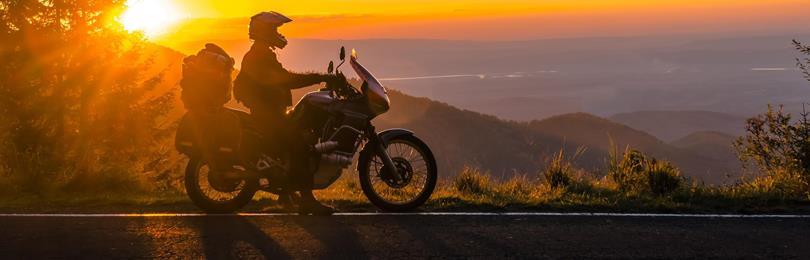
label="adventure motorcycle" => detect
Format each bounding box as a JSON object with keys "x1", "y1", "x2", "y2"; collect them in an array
[{"x1": 175, "y1": 47, "x2": 438, "y2": 213}]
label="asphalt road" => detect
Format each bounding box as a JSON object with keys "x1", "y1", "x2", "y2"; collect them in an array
[{"x1": 1, "y1": 214, "x2": 809, "y2": 259}]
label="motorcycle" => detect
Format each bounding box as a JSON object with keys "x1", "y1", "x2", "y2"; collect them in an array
[{"x1": 175, "y1": 47, "x2": 438, "y2": 213}]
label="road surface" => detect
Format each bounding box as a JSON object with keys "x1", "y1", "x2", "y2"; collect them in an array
[{"x1": 1, "y1": 213, "x2": 809, "y2": 259}]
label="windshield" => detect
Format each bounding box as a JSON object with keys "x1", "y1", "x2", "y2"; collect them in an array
[{"x1": 350, "y1": 50, "x2": 390, "y2": 115}]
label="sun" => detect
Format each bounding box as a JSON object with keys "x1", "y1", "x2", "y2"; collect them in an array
[{"x1": 120, "y1": 0, "x2": 184, "y2": 38}]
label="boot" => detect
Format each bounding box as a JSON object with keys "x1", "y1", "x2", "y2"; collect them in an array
[
  {"x1": 298, "y1": 190, "x2": 335, "y2": 216},
  {"x1": 277, "y1": 191, "x2": 296, "y2": 212}
]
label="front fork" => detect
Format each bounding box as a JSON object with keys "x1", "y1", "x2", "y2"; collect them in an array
[{"x1": 367, "y1": 127, "x2": 402, "y2": 182}]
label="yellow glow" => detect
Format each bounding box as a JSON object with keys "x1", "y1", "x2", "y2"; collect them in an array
[{"x1": 120, "y1": 0, "x2": 184, "y2": 38}]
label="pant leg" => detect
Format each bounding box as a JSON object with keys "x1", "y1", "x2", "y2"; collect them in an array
[
  {"x1": 253, "y1": 108, "x2": 314, "y2": 191},
  {"x1": 287, "y1": 129, "x2": 314, "y2": 191}
]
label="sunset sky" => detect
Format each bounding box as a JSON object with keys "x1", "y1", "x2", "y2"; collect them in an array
[{"x1": 118, "y1": 0, "x2": 810, "y2": 52}]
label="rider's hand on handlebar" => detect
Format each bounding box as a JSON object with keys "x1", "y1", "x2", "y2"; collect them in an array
[{"x1": 324, "y1": 74, "x2": 349, "y2": 93}]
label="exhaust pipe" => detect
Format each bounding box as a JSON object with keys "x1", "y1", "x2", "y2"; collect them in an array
[
  {"x1": 322, "y1": 153, "x2": 352, "y2": 167},
  {"x1": 314, "y1": 141, "x2": 340, "y2": 153}
]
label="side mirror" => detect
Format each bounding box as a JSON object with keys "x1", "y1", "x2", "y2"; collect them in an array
[
  {"x1": 327, "y1": 61, "x2": 334, "y2": 74},
  {"x1": 339, "y1": 46, "x2": 346, "y2": 61}
]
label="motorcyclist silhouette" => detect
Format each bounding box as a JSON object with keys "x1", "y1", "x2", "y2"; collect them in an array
[{"x1": 233, "y1": 11, "x2": 339, "y2": 215}]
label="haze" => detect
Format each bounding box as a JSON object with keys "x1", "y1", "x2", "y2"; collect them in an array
[
  {"x1": 154, "y1": 0, "x2": 810, "y2": 42},
  {"x1": 145, "y1": 0, "x2": 810, "y2": 138}
]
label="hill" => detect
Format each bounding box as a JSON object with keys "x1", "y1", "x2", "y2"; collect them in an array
[
  {"x1": 373, "y1": 93, "x2": 739, "y2": 183},
  {"x1": 610, "y1": 111, "x2": 747, "y2": 142},
  {"x1": 526, "y1": 113, "x2": 738, "y2": 183},
  {"x1": 671, "y1": 131, "x2": 739, "y2": 163}
]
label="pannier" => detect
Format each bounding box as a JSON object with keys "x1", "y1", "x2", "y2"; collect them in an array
[
  {"x1": 175, "y1": 44, "x2": 242, "y2": 168},
  {"x1": 180, "y1": 43, "x2": 234, "y2": 110}
]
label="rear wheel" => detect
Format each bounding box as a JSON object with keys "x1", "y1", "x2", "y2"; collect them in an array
[
  {"x1": 184, "y1": 158, "x2": 258, "y2": 213},
  {"x1": 359, "y1": 134, "x2": 437, "y2": 212}
]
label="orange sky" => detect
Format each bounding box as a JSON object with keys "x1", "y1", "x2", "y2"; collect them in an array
[{"x1": 142, "y1": 0, "x2": 810, "y2": 50}]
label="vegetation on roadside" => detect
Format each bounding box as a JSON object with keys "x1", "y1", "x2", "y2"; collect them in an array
[{"x1": 0, "y1": 1, "x2": 183, "y2": 198}]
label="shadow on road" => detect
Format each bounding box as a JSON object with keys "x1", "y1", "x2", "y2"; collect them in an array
[
  {"x1": 195, "y1": 216, "x2": 292, "y2": 259},
  {"x1": 290, "y1": 216, "x2": 369, "y2": 258}
]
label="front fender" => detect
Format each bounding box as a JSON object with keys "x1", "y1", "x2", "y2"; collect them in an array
[{"x1": 376, "y1": 128, "x2": 414, "y2": 146}]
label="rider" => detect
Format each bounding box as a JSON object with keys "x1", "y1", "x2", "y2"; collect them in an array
[{"x1": 233, "y1": 11, "x2": 340, "y2": 215}]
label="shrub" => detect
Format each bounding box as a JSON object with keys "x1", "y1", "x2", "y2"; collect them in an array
[
  {"x1": 646, "y1": 160, "x2": 683, "y2": 195},
  {"x1": 453, "y1": 167, "x2": 492, "y2": 195},
  {"x1": 543, "y1": 148, "x2": 584, "y2": 189},
  {"x1": 608, "y1": 147, "x2": 683, "y2": 195},
  {"x1": 734, "y1": 105, "x2": 810, "y2": 196},
  {"x1": 607, "y1": 147, "x2": 647, "y2": 192},
  {"x1": 728, "y1": 41, "x2": 810, "y2": 197}
]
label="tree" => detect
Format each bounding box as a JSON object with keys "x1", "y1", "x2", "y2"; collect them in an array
[
  {"x1": 733, "y1": 41, "x2": 810, "y2": 193},
  {"x1": 0, "y1": 1, "x2": 175, "y2": 194},
  {"x1": 795, "y1": 40, "x2": 810, "y2": 83}
]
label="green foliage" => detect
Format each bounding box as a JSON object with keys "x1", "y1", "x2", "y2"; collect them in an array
[
  {"x1": 733, "y1": 105, "x2": 810, "y2": 196},
  {"x1": 0, "y1": 1, "x2": 177, "y2": 195},
  {"x1": 608, "y1": 147, "x2": 683, "y2": 195},
  {"x1": 453, "y1": 167, "x2": 492, "y2": 195}
]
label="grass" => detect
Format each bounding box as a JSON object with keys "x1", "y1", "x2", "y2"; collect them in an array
[
  {"x1": 2, "y1": 168, "x2": 808, "y2": 214},
  {"x1": 0, "y1": 148, "x2": 808, "y2": 214}
]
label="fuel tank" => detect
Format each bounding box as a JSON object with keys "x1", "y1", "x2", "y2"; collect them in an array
[{"x1": 290, "y1": 91, "x2": 334, "y2": 128}]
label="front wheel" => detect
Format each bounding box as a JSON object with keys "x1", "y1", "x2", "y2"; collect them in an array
[
  {"x1": 358, "y1": 134, "x2": 437, "y2": 212},
  {"x1": 184, "y1": 158, "x2": 258, "y2": 213}
]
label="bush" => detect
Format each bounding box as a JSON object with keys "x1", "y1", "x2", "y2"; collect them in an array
[
  {"x1": 543, "y1": 148, "x2": 583, "y2": 189},
  {"x1": 608, "y1": 147, "x2": 683, "y2": 195},
  {"x1": 608, "y1": 148, "x2": 647, "y2": 192},
  {"x1": 734, "y1": 105, "x2": 810, "y2": 196},
  {"x1": 647, "y1": 160, "x2": 682, "y2": 195},
  {"x1": 453, "y1": 167, "x2": 492, "y2": 195}
]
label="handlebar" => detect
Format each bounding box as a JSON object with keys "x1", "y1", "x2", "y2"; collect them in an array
[{"x1": 325, "y1": 73, "x2": 360, "y2": 99}]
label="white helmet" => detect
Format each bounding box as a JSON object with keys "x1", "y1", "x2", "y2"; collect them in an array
[{"x1": 249, "y1": 12, "x2": 293, "y2": 48}]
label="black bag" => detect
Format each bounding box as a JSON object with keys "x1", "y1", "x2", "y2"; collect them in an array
[
  {"x1": 180, "y1": 43, "x2": 235, "y2": 111},
  {"x1": 175, "y1": 109, "x2": 244, "y2": 167}
]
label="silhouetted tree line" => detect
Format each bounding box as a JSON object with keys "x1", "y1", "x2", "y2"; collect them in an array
[{"x1": 0, "y1": 1, "x2": 175, "y2": 194}]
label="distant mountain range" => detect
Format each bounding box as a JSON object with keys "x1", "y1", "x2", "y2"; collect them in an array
[
  {"x1": 374, "y1": 91, "x2": 741, "y2": 184},
  {"x1": 610, "y1": 110, "x2": 747, "y2": 142}
]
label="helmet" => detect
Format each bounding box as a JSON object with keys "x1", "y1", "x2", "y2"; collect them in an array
[{"x1": 249, "y1": 11, "x2": 292, "y2": 49}]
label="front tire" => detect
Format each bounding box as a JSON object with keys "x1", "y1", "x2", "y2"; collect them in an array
[
  {"x1": 358, "y1": 134, "x2": 437, "y2": 212},
  {"x1": 184, "y1": 158, "x2": 258, "y2": 213}
]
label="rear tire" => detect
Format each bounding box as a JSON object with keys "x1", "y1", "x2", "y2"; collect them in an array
[
  {"x1": 185, "y1": 158, "x2": 258, "y2": 213},
  {"x1": 359, "y1": 134, "x2": 437, "y2": 212}
]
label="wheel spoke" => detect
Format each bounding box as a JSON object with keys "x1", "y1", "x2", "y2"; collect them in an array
[{"x1": 363, "y1": 139, "x2": 432, "y2": 205}]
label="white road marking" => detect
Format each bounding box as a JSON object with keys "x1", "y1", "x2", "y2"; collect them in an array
[{"x1": 0, "y1": 212, "x2": 808, "y2": 218}]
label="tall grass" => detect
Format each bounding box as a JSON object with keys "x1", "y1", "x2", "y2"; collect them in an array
[
  {"x1": 542, "y1": 147, "x2": 585, "y2": 189},
  {"x1": 453, "y1": 167, "x2": 492, "y2": 195},
  {"x1": 608, "y1": 147, "x2": 683, "y2": 195}
]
